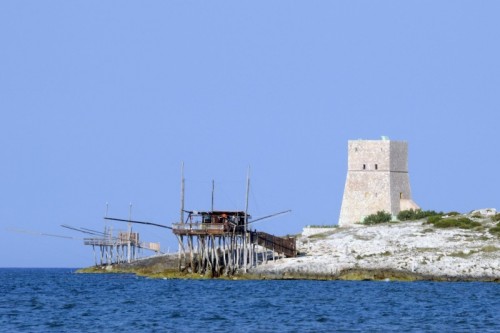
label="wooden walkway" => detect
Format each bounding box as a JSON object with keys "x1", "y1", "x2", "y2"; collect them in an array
[{"x1": 252, "y1": 231, "x2": 297, "y2": 258}]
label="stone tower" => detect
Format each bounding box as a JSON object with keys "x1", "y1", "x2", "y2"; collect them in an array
[{"x1": 338, "y1": 137, "x2": 419, "y2": 227}]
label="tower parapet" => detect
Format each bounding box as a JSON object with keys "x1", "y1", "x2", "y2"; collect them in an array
[{"x1": 339, "y1": 137, "x2": 419, "y2": 226}]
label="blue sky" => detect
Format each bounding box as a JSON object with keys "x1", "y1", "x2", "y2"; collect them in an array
[{"x1": 1, "y1": 1, "x2": 499, "y2": 267}]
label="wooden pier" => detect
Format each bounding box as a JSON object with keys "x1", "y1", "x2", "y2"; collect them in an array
[
  {"x1": 93, "y1": 164, "x2": 296, "y2": 276},
  {"x1": 172, "y1": 211, "x2": 296, "y2": 276},
  {"x1": 83, "y1": 227, "x2": 160, "y2": 266}
]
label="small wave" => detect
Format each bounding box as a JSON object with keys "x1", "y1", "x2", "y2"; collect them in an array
[
  {"x1": 123, "y1": 299, "x2": 136, "y2": 305},
  {"x1": 170, "y1": 311, "x2": 182, "y2": 318},
  {"x1": 45, "y1": 320, "x2": 64, "y2": 328},
  {"x1": 62, "y1": 303, "x2": 76, "y2": 309}
]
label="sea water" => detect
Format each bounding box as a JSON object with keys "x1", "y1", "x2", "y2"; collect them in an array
[{"x1": 0, "y1": 268, "x2": 499, "y2": 332}]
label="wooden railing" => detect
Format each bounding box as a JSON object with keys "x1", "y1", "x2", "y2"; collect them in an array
[
  {"x1": 252, "y1": 231, "x2": 297, "y2": 257},
  {"x1": 172, "y1": 223, "x2": 225, "y2": 235}
]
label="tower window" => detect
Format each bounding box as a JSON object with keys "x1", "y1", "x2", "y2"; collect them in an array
[
  {"x1": 375, "y1": 164, "x2": 378, "y2": 170},
  {"x1": 363, "y1": 164, "x2": 366, "y2": 170}
]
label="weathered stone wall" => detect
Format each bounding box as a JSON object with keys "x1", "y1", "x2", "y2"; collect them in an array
[
  {"x1": 390, "y1": 172, "x2": 412, "y2": 214},
  {"x1": 348, "y1": 140, "x2": 391, "y2": 171},
  {"x1": 389, "y1": 141, "x2": 408, "y2": 172},
  {"x1": 339, "y1": 139, "x2": 419, "y2": 226},
  {"x1": 339, "y1": 171, "x2": 392, "y2": 225}
]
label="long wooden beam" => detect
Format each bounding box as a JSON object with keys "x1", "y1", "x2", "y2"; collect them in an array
[{"x1": 104, "y1": 217, "x2": 172, "y2": 230}]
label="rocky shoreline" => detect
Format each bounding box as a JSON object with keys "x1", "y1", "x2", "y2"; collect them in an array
[
  {"x1": 78, "y1": 215, "x2": 500, "y2": 282},
  {"x1": 250, "y1": 216, "x2": 500, "y2": 282}
]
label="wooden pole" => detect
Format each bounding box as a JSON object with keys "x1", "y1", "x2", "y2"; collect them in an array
[
  {"x1": 197, "y1": 237, "x2": 202, "y2": 272},
  {"x1": 188, "y1": 235, "x2": 194, "y2": 271},
  {"x1": 227, "y1": 235, "x2": 232, "y2": 273},
  {"x1": 175, "y1": 235, "x2": 183, "y2": 270},
  {"x1": 204, "y1": 236, "x2": 211, "y2": 273},
  {"x1": 235, "y1": 235, "x2": 240, "y2": 269},
  {"x1": 211, "y1": 179, "x2": 215, "y2": 212},
  {"x1": 243, "y1": 166, "x2": 250, "y2": 272},
  {"x1": 213, "y1": 236, "x2": 219, "y2": 276},
  {"x1": 222, "y1": 236, "x2": 227, "y2": 274},
  {"x1": 127, "y1": 203, "x2": 132, "y2": 263},
  {"x1": 180, "y1": 162, "x2": 185, "y2": 224}
]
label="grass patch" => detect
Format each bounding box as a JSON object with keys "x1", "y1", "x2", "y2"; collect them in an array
[
  {"x1": 356, "y1": 251, "x2": 392, "y2": 260},
  {"x1": 489, "y1": 226, "x2": 500, "y2": 236},
  {"x1": 448, "y1": 250, "x2": 476, "y2": 258},
  {"x1": 426, "y1": 216, "x2": 481, "y2": 229},
  {"x1": 415, "y1": 247, "x2": 438, "y2": 252},
  {"x1": 491, "y1": 214, "x2": 500, "y2": 222},
  {"x1": 308, "y1": 231, "x2": 336, "y2": 239},
  {"x1": 307, "y1": 225, "x2": 338, "y2": 228},
  {"x1": 353, "y1": 234, "x2": 375, "y2": 241},
  {"x1": 481, "y1": 245, "x2": 500, "y2": 253}
]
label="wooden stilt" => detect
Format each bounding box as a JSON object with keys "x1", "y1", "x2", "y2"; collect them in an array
[
  {"x1": 213, "y1": 235, "x2": 219, "y2": 276},
  {"x1": 188, "y1": 235, "x2": 194, "y2": 271},
  {"x1": 204, "y1": 236, "x2": 211, "y2": 273},
  {"x1": 222, "y1": 236, "x2": 227, "y2": 274},
  {"x1": 176, "y1": 235, "x2": 184, "y2": 271}
]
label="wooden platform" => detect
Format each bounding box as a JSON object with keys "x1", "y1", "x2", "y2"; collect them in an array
[{"x1": 172, "y1": 222, "x2": 226, "y2": 235}]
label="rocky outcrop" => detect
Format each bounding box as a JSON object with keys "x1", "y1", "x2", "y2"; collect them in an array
[{"x1": 250, "y1": 217, "x2": 500, "y2": 281}]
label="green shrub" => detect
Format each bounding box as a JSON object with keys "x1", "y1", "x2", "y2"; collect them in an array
[
  {"x1": 489, "y1": 226, "x2": 500, "y2": 236},
  {"x1": 426, "y1": 215, "x2": 443, "y2": 224},
  {"x1": 429, "y1": 217, "x2": 481, "y2": 229},
  {"x1": 457, "y1": 218, "x2": 480, "y2": 229},
  {"x1": 446, "y1": 211, "x2": 460, "y2": 216},
  {"x1": 420, "y1": 210, "x2": 444, "y2": 218},
  {"x1": 397, "y1": 209, "x2": 443, "y2": 221},
  {"x1": 491, "y1": 214, "x2": 500, "y2": 222},
  {"x1": 397, "y1": 209, "x2": 416, "y2": 221},
  {"x1": 363, "y1": 211, "x2": 392, "y2": 225}
]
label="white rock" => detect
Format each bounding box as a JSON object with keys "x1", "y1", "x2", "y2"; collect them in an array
[{"x1": 249, "y1": 219, "x2": 500, "y2": 280}]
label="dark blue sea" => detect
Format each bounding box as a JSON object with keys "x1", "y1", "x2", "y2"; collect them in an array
[{"x1": 0, "y1": 268, "x2": 499, "y2": 332}]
